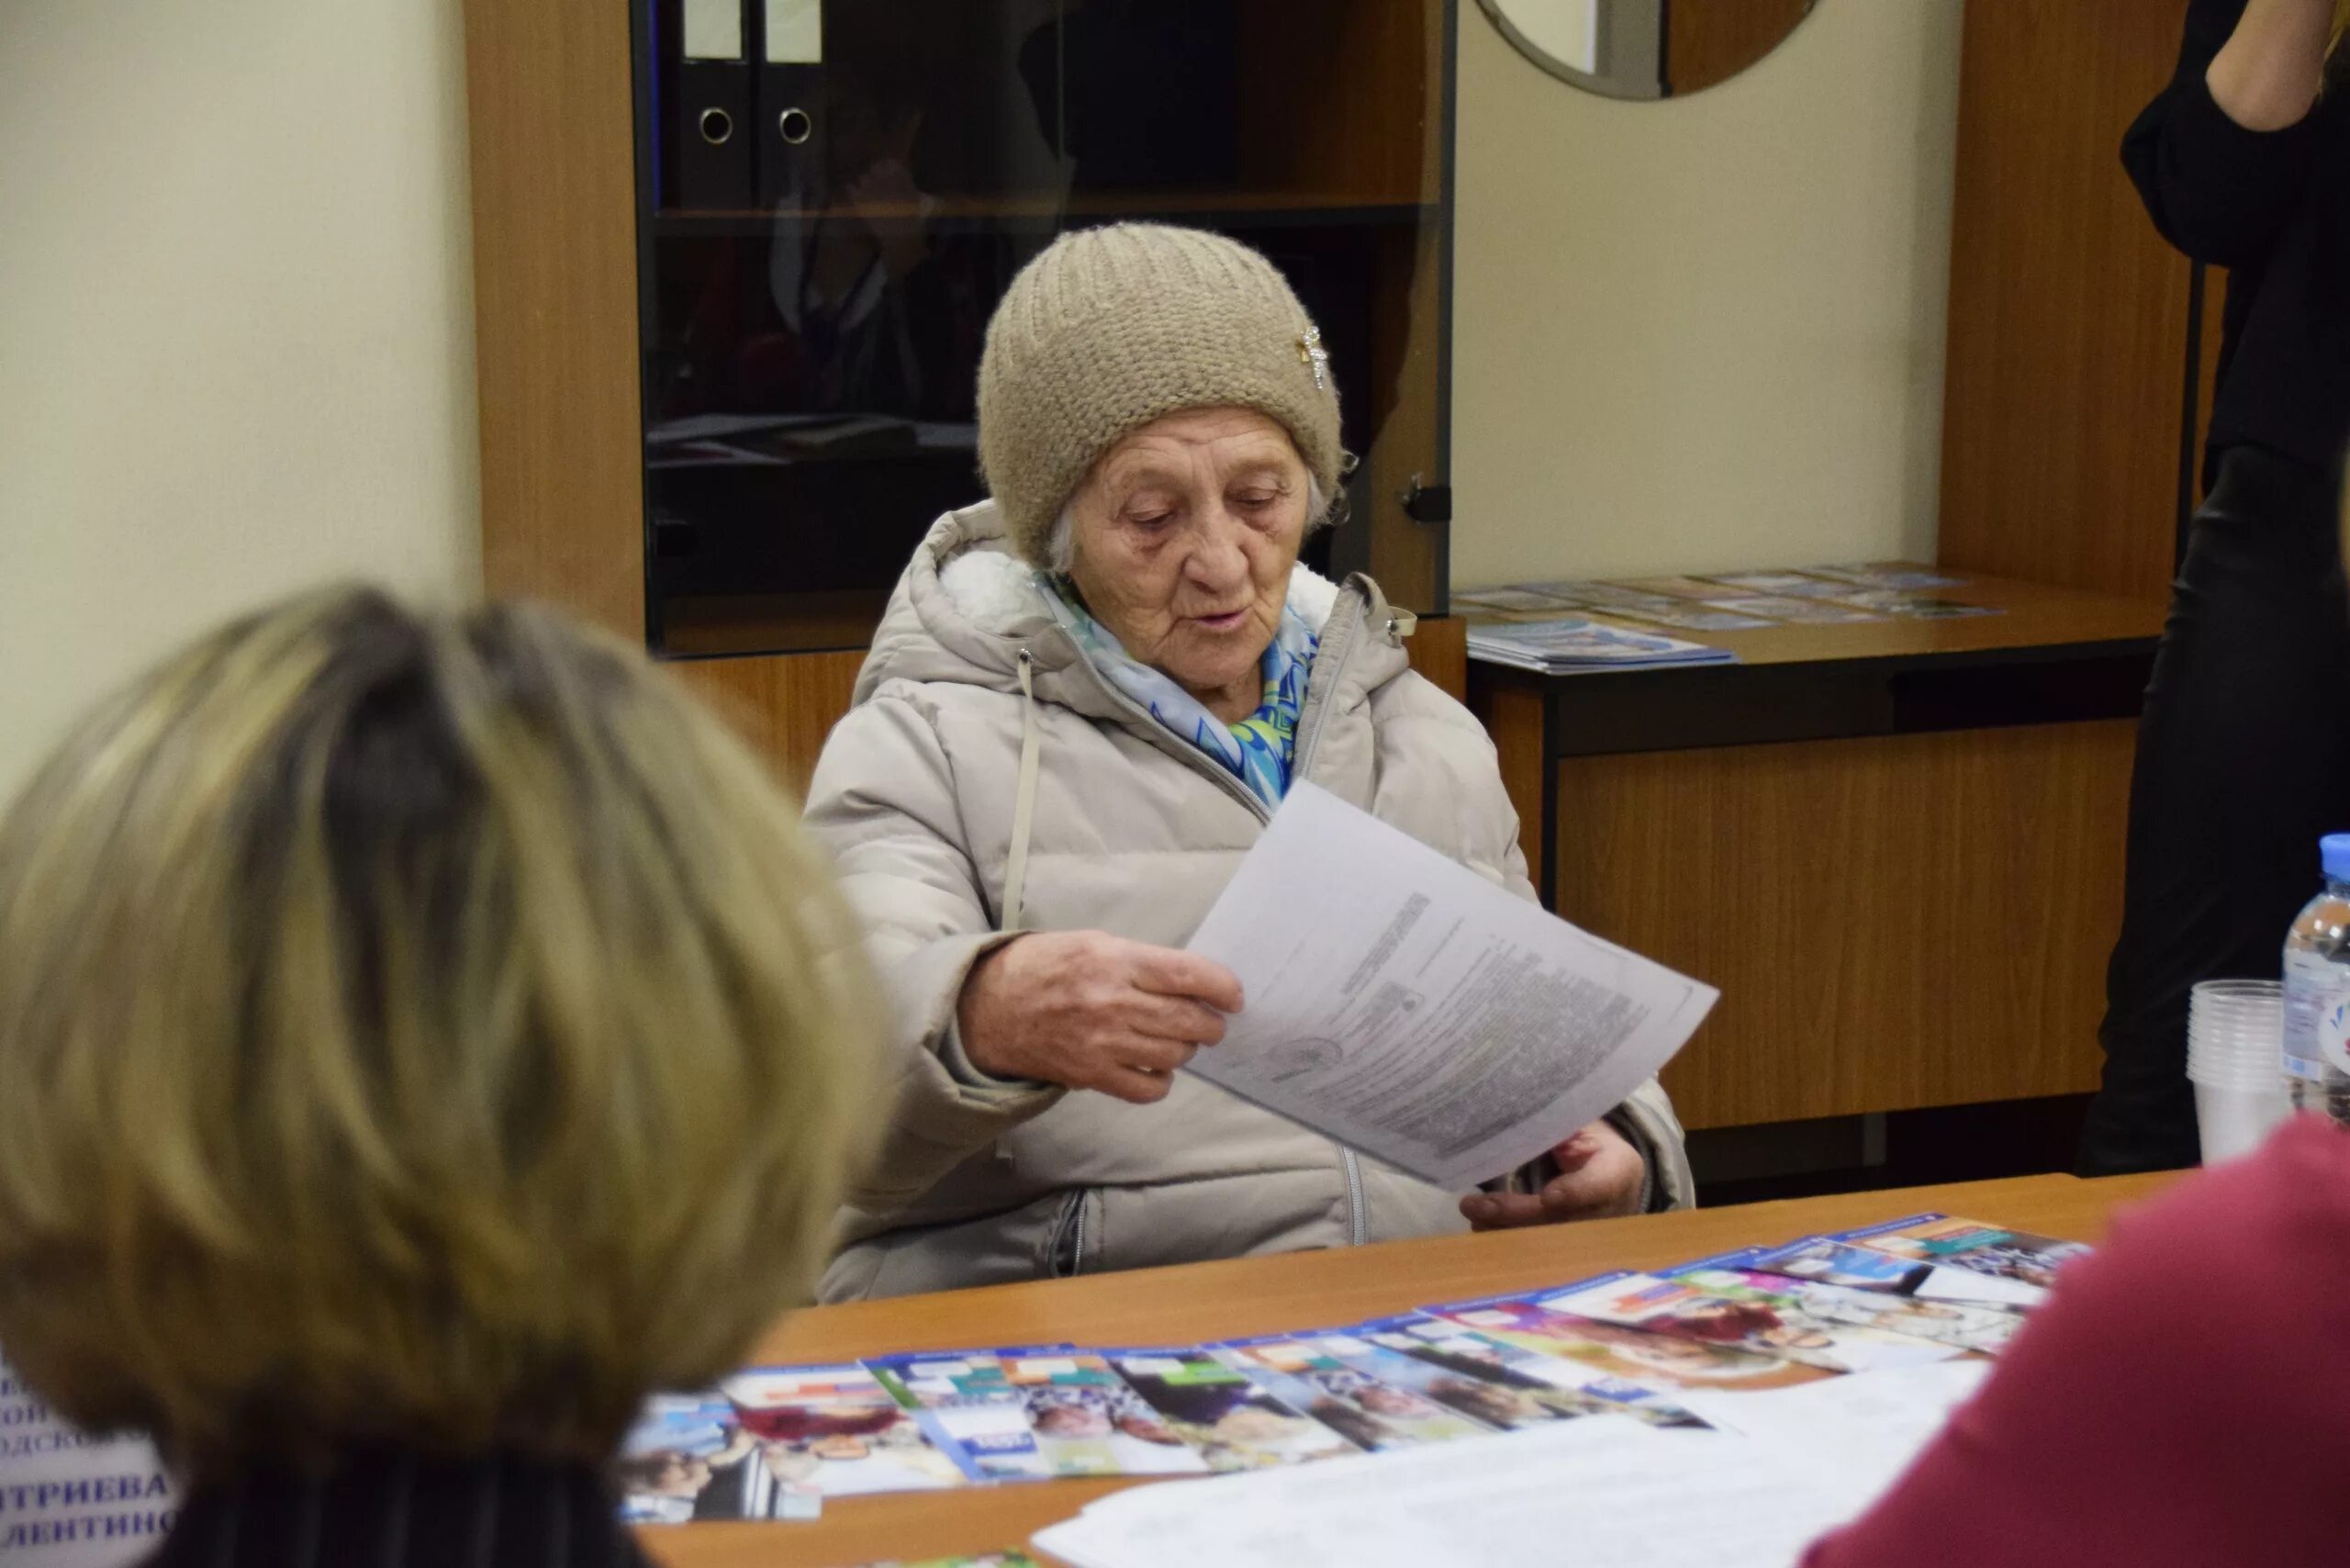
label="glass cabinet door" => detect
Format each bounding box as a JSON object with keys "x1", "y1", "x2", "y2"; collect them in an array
[{"x1": 634, "y1": 0, "x2": 1453, "y2": 655}]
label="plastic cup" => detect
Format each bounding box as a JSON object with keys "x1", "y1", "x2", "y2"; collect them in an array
[{"x1": 2185, "y1": 980, "x2": 2290, "y2": 1163}]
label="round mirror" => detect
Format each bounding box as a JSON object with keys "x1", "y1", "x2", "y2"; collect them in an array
[{"x1": 1477, "y1": 0, "x2": 1818, "y2": 100}]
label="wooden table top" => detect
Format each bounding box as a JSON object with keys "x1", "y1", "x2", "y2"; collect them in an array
[
  {"x1": 645, "y1": 1170, "x2": 2179, "y2": 1568},
  {"x1": 1464, "y1": 567, "x2": 2165, "y2": 674}
]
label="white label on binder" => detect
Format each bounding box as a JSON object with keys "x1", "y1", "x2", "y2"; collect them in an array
[
  {"x1": 683, "y1": 0, "x2": 744, "y2": 61},
  {"x1": 765, "y1": 0, "x2": 823, "y2": 63}
]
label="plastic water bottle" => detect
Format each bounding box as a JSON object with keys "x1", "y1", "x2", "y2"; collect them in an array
[{"x1": 2281, "y1": 833, "x2": 2350, "y2": 1125}]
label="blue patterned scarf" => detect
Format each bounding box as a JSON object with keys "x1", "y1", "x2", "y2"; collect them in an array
[{"x1": 1040, "y1": 576, "x2": 1319, "y2": 806}]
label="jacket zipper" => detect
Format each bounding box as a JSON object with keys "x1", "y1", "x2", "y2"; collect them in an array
[
  {"x1": 1049, "y1": 1187, "x2": 1091, "y2": 1277},
  {"x1": 1340, "y1": 1148, "x2": 1368, "y2": 1247}
]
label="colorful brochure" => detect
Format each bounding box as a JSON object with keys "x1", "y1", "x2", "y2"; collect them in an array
[
  {"x1": 1702, "y1": 595, "x2": 1886, "y2": 624},
  {"x1": 616, "y1": 1365, "x2": 967, "y2": 1522},
  {"x1": 1830, "y1": 1214, "x2": 2091, "y2": 1303},
  {"x1": 1454, "y1": 585, "x2": 1588, "y2": 612},
  {"x1": 1667, "y1": 1251, "x2": 2009, "y2": 1359},
  {"x1": 1109, "y1": 1348, "x2": 1360, "y2": 1471},
  {"x1": 1534, "y1": 1267, "x2": 1955, "y2": 1375},
  {"x1": 1747, "y1": 1236, "x2": 1942, "y2": 1294},
  {"x1": 868, "y1": 1348, "x2": 1205, "y2": 1481},
  {"x1": 1807, "y1": 563, "x2": 1967, "y2": 590},
  {"x1": 1827, "y1": 589, "x2": 1999, "y2": 618},
  {"x1": 1700, "y1": 572, "x2": 1860, "y2": 598},
  {"x1": 1349, "y1": 1312, "x2": 1711, "y2": 1428},
  {"x1": 1413, "y1": 1293, "x2": 1830, "y2": 1398},
  {"x1": 1214, "y1": 1333, "x2": 1494, "y2": 1450},
  {"x1": 1465, "y1": 618, "x2": 1738, "y2": 673}
]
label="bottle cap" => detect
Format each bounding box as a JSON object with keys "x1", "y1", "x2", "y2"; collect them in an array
[{"x1": 2324, "y1": 834, "x2": 2350, "y2": 882}]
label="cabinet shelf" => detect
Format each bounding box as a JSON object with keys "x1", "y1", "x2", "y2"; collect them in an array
[{"x1": 651, "y1": 191, "x2": 1439, "y2": 240}]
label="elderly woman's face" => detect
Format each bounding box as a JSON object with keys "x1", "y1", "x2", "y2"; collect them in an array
[{"x1": 1067, "y1": 406, "x2": 1311, "y2": 718}]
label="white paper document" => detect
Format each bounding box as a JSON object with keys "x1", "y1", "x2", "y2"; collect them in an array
[
  {"x1": 1182, "y1": 784, "x2": 1718, "y2": 1190},
  {"x1": 1035, "y1": 1417, "x2": 1850, "y2": 1568},
  {"x1": 1033, "y1": 1363, "x2": 1989, "y2": 1568},
  {"x1": 1679, "y1": 1360, "x2": 1991, "y2": 1520}
]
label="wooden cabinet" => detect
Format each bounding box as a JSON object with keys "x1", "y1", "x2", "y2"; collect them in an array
[
  {"x1": 465, "y1": 0, "x2": 1460, "y2": 778},
  {"x1": 1472, "y1": 570, "x2": 2165, "y2": 1132}
]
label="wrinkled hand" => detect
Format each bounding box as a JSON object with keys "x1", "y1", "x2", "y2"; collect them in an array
[
  {"x1": 957, "y1": 931, "x2": 1243, "y2": 1103},
  {"x1": 1459, "y1": 1121, "x2": 1645, "y2": 1230}
]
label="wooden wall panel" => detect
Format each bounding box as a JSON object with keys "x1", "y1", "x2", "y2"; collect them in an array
[
  {"x1": 1664, "y1": 0, "x2": 1815, "y2": 97},
  {"x1": 1553, "y1": 722, "x2": 2136, "y2": 1130},
  {"x1": 1937, "y1": 1, "x2": 2194, "y2": 602},
  {"x1": 1237, "y1": 0, "x2": 1432, "y2": 203},
  {"x1": 463, "y1": 0, "x2": 644, "y2": 638},
  {"x1": 1476, "y1": 680, "x2": 1548, "y2": 882},
  {"x1": 1405, "y1": 614, "x2": 1468, "y2": 703},
  {"x1": 671, "y1": 651, "x2": 867, "y2": 801}
]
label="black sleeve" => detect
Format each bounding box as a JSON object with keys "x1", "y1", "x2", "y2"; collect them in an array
[{"x1": 2120, "y1": 0, "x2": 2323, "y2": 267}]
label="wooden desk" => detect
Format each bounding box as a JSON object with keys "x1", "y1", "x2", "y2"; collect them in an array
[
  {"x1": 647, "y1": 1171, "x2": 2175, "y2": 1568},
  {"x1": 1467, "y1": 571, "x2": 2166, "y2": 1131}
]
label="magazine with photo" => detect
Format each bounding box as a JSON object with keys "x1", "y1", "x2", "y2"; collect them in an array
[
  {"x1": 1109, "y1": 1349, "x2": 1360, "y2": 1471},
  {"x1": 1758, "y1": 1229, "x2": 2047, "y2": 1312},
  {"x1": 1746, "y1": 1236, "x2": 1941, "y2": 1295},
  {"x1": 1665, "y1": 1252, "x2": 1994, "y2": 1363},
  {"x1": 1214, "y1": 1334, "x2": 1494, "y2": 1450},
  {"x1": 1466, "y1": 618, "x2": 1737, "y2": 672},
  {"x1": 863, "y1": 1348, "x2": 1058, "y2": 1483},
  {"x1": 1603, "y1": 603, "x2": 1777, "y2": 632},
  {"x1": 1533, "y1": 1268, "x2": 1953, "y2": 1376},
  {"x1": 1413, "y1": 1293, "x2": 1829, "y2": 1400},
  {"x1": 1454, "y1": 585, "x2": 1587, "y2": 613},
  {"x1": 1611, "y1": 576, "x2": 1740, "y2": 600},
  {"x1": 1524, "y1": 582, "x2": 1684, "y2": 611},
  {"x1": 1702, "y1": 595, "x2": 1886, "y2": 625},
  {"x1": 868, "y1": 1347, "x2": 1203, "y2": 1481},
  {"x1": 1010, "y1": 1351, "x2": 1210, "y2": 1478},
  {"x1": 1700, "y1": 572, "x2": 1858, "y2": 599},
  {"x1": 1833, "y1": 1214, "x2": 2090, "y2": 1301},
  {"x1": 1807, "y1": 564, "x2": 1967, "y2": 590},
  {"x1": 615, "y1": 1366, "x2": 968, "y2": 1523},
  {"x1": 1825, "y1": 589, "x2": 1999, "y2": 619},
  {"x1": 1350, "y1": 1312, "x2": 1712, "y2": 1428}
]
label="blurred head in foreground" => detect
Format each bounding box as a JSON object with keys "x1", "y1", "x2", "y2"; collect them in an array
[{"x1": 0, "y1": 588, "x2": 878, "y2": 1484}]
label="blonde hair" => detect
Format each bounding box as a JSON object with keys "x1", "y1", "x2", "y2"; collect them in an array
[{"x1": 0, "y1": 588, "x2": 879, "y2": 1476}]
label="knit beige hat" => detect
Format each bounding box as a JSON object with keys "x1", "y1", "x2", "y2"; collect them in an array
[{"x1": 976, "y1": 223, "x2": 1344, "y2": 566}]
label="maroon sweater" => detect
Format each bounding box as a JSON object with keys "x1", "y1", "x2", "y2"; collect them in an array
[{"x1": 1807, "y1": 1114, "x2": 2350, "y2": 1568}]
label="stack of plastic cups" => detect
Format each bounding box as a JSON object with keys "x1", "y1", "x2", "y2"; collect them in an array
[{"x1": 2185, "y1": 979, "x2": 2293, "y2": 1164}]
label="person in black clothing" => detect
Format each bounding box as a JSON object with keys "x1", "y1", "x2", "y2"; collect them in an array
[
  {"x1": 0, "y1": 590, "x2": 879, "y2": 1566},
  {"x1": 2081, "y1": 0, "x2": 2350, "y2": 1174}
]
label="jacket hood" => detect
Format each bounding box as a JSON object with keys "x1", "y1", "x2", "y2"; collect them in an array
[{"x1": 854, "y1": 500, "x2": 1401, "y2": 722}]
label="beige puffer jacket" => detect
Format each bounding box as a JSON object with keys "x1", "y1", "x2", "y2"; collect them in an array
[{"x1": 803, "y1": 502, "x2": 1694, "y2": 1303}]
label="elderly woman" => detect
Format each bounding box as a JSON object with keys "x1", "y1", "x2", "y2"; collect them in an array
[
  {"x1": 0, "y1": 589, "x2": 876, "y2": 1564},
  {"x1": 807, "y1": 223, "x2": 1690, "y2": 1303}
]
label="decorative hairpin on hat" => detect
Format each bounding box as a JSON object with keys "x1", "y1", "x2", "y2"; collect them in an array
[{"x1": 1297, "y1": 328, "x2": 1330, "y2": 390}]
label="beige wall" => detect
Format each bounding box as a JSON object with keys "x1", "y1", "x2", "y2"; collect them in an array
[
  {"x1": 1451, "y1": 0, "x2": 1964, "y2": 590},
  {"x1": 0, "y1": 0, "x2": 482, "y2": 799}
]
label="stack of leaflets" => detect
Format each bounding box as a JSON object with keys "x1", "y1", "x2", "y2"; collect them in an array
[
  {"x1": 612, "y1": 1211, "x2": 2087, "y2": 1525},
  {"x1": 1456, "y1": 563, "x2": 2002, "y2": 642},
  {"x1": 1463, "y1": 617, "x2": 1738, "y2": 674}
]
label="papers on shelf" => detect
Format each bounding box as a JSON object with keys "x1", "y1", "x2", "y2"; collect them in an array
[
  {"x1": 1464, "y1": 617, "x2": 1737, "y2": 673},
  {"x1": 1455, "y1": 564, "x2": 2000, "y2": 646},
  {"x1": 1182, "y1": 785, "x2": 1718, "y2": 1190},
  {"x1": 1035, "y1": 1361, "x2": 1990, "y2": 1568}
]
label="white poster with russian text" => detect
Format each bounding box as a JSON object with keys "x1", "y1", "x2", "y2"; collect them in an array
[{"x1": 0, "y1": 1350, "x2": 175, "y2": 1565}]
